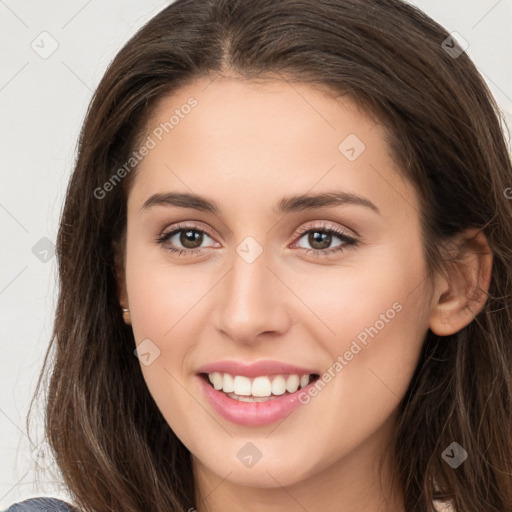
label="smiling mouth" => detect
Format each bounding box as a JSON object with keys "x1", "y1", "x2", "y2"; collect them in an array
[{"x1": 200, "y1": 372, "x2": 320, "y2": 402}]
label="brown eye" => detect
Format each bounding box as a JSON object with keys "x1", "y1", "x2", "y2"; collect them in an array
[
  {"x1": 307, "y1": 231, "x2": 333, "y2": 250},
  {"x1": 293, "y1": 223, "x2": 358, "y2": 258},
  {"x1": 156, "y1": 223, "x2": 219, "y2": 256},
  {"x1": 179, "y1": 229, "x2": 204, "y2": 249}
]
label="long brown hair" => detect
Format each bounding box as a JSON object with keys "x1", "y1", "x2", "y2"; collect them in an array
[{"x1": 27, "y1": 0, "x2": 512, "y2": 510}]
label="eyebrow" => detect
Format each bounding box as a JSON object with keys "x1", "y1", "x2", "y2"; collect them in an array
[{"x1": 141, "y1": 191, "x2": 380, "y2": 215}]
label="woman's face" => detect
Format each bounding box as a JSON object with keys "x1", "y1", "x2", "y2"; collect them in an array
[{"x1": 121, "y1": 76, "x2": 435, "y2": 494}]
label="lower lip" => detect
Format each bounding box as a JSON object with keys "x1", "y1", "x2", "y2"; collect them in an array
[{"x1": 198, "y1": 375, "x2": 317, "y2": 427}]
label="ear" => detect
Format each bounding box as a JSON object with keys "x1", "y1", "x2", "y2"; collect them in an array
[{"x1": 429, "y1": 228, "x2": 493, "y2": 336}]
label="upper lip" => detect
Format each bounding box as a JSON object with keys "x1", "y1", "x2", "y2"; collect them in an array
[{"x1": 197, "y1": 359, "x2": 319, "y2": 378}]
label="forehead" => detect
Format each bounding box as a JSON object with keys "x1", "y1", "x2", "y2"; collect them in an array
[{"x1": 128, "y1": 76, "x2": 418, "y2": 221}]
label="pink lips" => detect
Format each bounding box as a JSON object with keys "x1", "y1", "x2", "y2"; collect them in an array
[
  {"x1": 197, "y1": 359, "x2": 318, "y2": 378},
  {"x1": 196, "y1": 359, "x2": 320, "y2": 427}
]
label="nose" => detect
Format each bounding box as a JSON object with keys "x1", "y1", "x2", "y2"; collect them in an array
[{"x1": 212, "y1": 244, "x2": 292, "y2": 345}]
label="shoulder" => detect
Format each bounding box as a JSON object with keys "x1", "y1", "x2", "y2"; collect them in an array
[{"x1": 3, "y1": 497, "x2": 76, "y2": 511}]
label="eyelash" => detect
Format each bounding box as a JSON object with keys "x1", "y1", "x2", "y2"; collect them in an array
[{"x1": 155, "y1": 222, "x2": 358, "y2": 258}]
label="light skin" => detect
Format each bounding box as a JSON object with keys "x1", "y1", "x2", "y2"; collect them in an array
[{"x1": 116, "y1": 75, "x2": 492, "y2": 512}]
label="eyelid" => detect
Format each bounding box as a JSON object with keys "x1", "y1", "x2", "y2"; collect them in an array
[
  {"x1": 159, "y1": 221, "x2": 217, "y2": 241},
  {"x1": 293, "y1": 221, "x2": 356, "y2": 240}
]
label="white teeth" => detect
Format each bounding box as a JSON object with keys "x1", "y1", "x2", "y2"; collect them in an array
[
  {"x1": 285, "y1": 374, "x2": 300, "y2": 393},
  {"x1": 223, "y1": 373, "x2": 235, "y2": 393},
  {"x1": 207, "y1": 372, "x2": 313, "y2": 398},
  {"x1": 252, "y1": 376, "x2": 272, "y2": 397},
  {"x1": 271, "y1": 375, "x2": 287, "y2": 396},
  {"x1": 233, "y1": 375, "x2": 252, "y2": 396},
  {"x1": 209, "y1": 372, "x2": 223, "y2": 390}
]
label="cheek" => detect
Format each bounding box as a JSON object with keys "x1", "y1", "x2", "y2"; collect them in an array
[
  {"x1": 291, "y1": 240, "x2": 429, "y2": 354},
  {"x1": 124, "y1": 243, "x2": 222, "y2": 403},
  {"x1": 126, "y1": 267, "x2": 209, "y2": 385},
  {"x1": 124, "y1": 251, "x2": 211, "y2": 444},
  {"x1": 343, "y1": 286, "x2": 429, "y2": 416},
  {"x1": 125, "y1": 237, "x2": 211, "y2": 340},
  {"x1": 293, "y1": 242, "x2": 431, "y2": 410}
]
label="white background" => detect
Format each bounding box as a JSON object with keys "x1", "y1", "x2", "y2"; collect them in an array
[{"x1": 1, "y1": 0, "x2": 511, "y2": 508}]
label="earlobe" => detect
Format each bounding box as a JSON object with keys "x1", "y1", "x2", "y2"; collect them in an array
[
  {"x1": 122, "y1": 308, "x2": 131, "y2": 325},
  {"x1": 429, "y1": 228, "x2": 493, "y2": 337}
]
